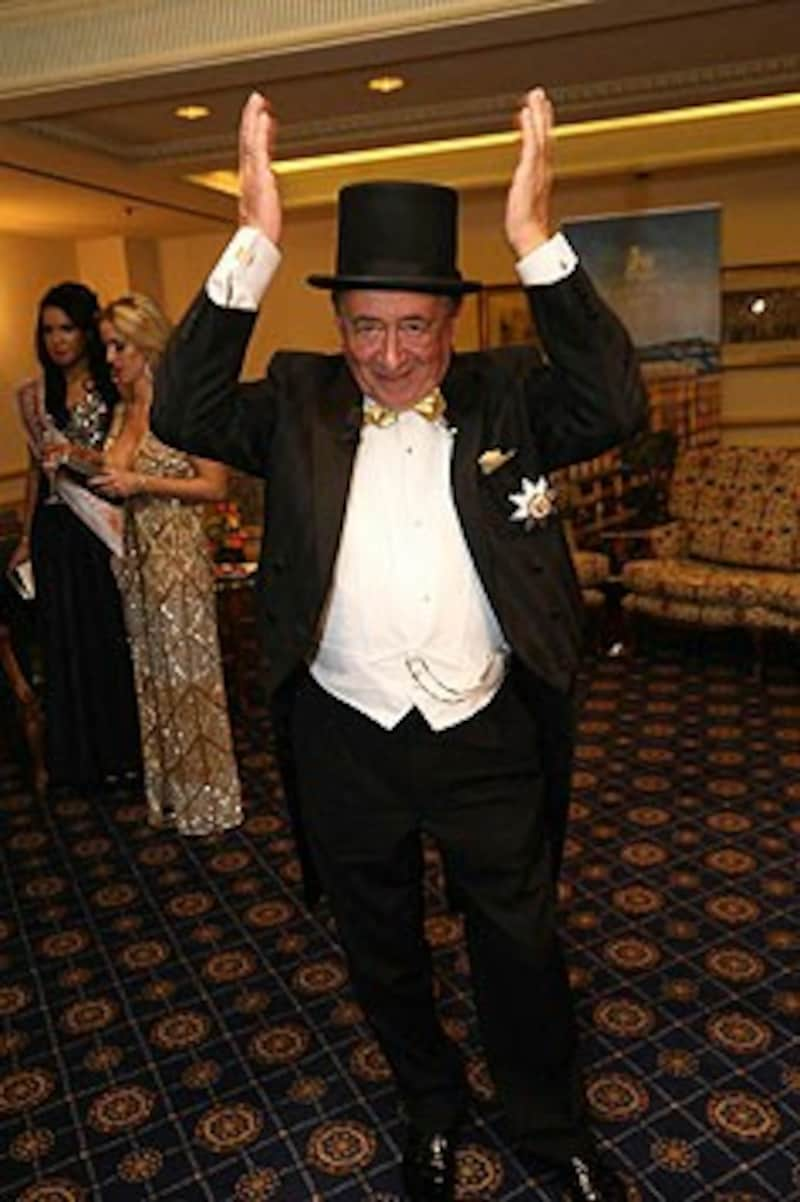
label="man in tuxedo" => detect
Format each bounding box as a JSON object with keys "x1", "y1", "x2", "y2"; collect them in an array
[{"x1": 153, "y1": 88, "x2": 645, "y2": 1202}]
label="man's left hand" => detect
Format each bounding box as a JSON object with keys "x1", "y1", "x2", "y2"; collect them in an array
[{"x1": 505, "y1": 87, "x2": 554, "y2": 259}]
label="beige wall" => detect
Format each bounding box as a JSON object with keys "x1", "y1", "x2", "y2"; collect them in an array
[
  {"x1": 2, "y1": 149, "x2": 799, "y2": 506},
  {"x1": 75, "y1": 237, "x2": 130, "y2": 304},
  {"x1": 0, "y1": 233, "x2": 78, "y2": 505}
]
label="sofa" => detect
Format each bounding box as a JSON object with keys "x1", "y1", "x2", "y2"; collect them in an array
[{"x1": 621, "y1": 446, "x2": 800, "y2": 658}]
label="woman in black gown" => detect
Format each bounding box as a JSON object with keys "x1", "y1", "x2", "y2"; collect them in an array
[
  {"x1": 0, "y1": 564, "x2": 46, "y2": 796},
  {"x1": 10, "y1": 282, "x2": 141, "y2": 793}
]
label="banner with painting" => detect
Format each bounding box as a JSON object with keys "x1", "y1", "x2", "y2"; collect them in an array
[
  {"x1": 564, "y1": 205, "x2": 722, "y2": 527},
  {"x1": 480, "y1": 204, "x2": 722, "y2": 534},
  {"x1": 563, "y1": 204, "x2": 720, "y2": 372},
  {"x1": 481, "y1": 204, "x2": 720, "y2": 365}
]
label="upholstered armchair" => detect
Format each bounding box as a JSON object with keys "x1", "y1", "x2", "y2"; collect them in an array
[{"x1": 621, "y1": 446, "x2": 800, "y2": 666}]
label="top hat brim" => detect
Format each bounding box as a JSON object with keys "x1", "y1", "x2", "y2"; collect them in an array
[{"x1": 307, "y1": 272, "x2": 482, "y2": 296}]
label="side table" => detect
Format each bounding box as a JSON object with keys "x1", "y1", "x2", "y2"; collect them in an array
[
  {"x1": 598, "y1": 526, "x2": 666, "y2": 576},
  {"x1": 597, "y1": 526, "x2": 667, "y2": 654}
]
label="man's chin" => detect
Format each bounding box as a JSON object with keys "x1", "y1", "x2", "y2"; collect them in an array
[{"x1": 370, "y1": 381, "x2": 435, "y2": 410}]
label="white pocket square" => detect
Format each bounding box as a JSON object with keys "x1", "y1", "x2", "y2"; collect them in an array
[{"x1": 478, "y1": 447, "x2": 518, "y2": 476}]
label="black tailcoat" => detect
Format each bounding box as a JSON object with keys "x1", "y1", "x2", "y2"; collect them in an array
[{"x1": 154, "y1": 266, "x2": 646, "y2": 703}]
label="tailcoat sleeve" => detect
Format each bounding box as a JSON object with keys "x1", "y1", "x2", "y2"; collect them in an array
[
  {"x1": 151, "y1": 290, "x2": 278, "y2": 478},
  {"x1": 521, "y1": 265, "x2": 647, "y2": 471}
]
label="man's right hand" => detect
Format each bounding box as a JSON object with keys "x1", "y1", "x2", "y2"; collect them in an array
[{"x1": 238, "y1": 91, "x2": 282, "y2": 246}]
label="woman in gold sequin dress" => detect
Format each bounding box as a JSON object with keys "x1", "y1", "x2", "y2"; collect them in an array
[{"x1": 92, "y1": 293, "x2": 242, "y2": 836}]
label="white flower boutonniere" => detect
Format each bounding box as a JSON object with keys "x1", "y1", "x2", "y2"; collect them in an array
[
  {"x1": 478, "y1": 446, "x2": 517, "y2": 476},
  {"x1": 508, "y1": 475, "x2": 557, "y2": 530}
]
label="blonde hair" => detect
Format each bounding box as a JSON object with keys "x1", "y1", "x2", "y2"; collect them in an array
[{"x1": 101, "y1": 292, "x2": 172, "y2": 368}]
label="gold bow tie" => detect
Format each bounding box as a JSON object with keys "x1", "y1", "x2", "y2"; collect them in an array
[{"x1": 362, "y1": 388, "x2": 446, "y2": 428}]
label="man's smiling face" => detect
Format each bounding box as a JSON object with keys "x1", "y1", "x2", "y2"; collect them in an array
[{"x1": 336, "y1": 290, "x2": 459, "y2": 410}]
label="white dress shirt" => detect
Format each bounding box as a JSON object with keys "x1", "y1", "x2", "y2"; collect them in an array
[
  {"x1": 207, "y1": 225, "x2": 578, "y2": 729},
  {"x1": 311, "y1": 405, "x2": 509, "y2": 729}
]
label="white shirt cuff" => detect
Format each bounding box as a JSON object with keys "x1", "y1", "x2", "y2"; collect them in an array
[
  {"x1": 516, "y1": 232, "x2": 578, "y2": 287},
  {"x1": 206, "y1": 227, "x2": 282, "y2": 310}
]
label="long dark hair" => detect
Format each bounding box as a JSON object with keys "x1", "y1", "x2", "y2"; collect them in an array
[{"x1": 35, "y1": 281, "x2": 117, "y2": 431}]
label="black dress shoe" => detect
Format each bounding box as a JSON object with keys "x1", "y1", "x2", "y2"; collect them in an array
[
  {"x1": 561, "y1": 1153, "x2": 627, "y2": 1201},
  {"x1": 401, "y1": 1126, "x2": 456, "y2": 1202}
]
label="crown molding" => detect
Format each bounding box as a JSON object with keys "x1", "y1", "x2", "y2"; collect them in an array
[
  {"x1": 0, "y1": 0, "x2": 586, "y2": 98},
  {"x1": 20, "y1": 54, "x2": 800, "y2": 166},
  {"x1": 185, "y1": 97, "x2": 800, "y2": 214}
]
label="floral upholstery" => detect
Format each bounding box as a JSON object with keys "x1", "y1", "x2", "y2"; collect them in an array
[
  {"x1": 622, "y1": 447, "x2": 800, "y2": 636},
  {"x1": 646, "y1": 521, "x2": 688, "y2": 558}
]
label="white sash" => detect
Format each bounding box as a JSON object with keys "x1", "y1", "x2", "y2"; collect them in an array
[{"x1": 16, "y1": 377, "x2": 123, "y2": 557}]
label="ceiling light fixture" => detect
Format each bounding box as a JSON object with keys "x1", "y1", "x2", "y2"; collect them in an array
[
  {"x1": 368, "y1": 75, "x2": 405, "y2": 95},
  {"x1": 175, "y1": 104, "x2": 211, "y2": 121}
]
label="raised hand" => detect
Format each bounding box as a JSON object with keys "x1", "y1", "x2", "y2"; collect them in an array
[
  {"x1": 505, "y1": 87, "x2": 554, "y2": 259},
  {"x1": 238, "y1": 91, "x2": 282, "y2": 245}
]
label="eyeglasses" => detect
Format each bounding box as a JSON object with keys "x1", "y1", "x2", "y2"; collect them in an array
[{"x1": 341, "y1": 315, "x2": 443, "y2": 348}]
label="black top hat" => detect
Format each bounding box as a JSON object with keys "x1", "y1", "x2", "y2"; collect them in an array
[{"x1": 307, "y1": 180, "x2": 482, "y2": 295}]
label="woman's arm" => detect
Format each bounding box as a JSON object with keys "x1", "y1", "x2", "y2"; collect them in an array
[
  {"x1": 8, "y1": 458, "x2": 40, "y2": 570},
  {"x1": 91, "y1": 456, "x2": 227, "y2": 504},
  {"x1": 42, "y1": 441, "x2": 105, "y2": 477}
]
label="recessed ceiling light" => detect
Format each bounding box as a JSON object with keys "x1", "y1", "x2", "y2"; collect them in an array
[
  {"x1": 174, "y1": 104, "x2": 211, "y2": 121},
  {"x1": 368, "y1": 75, "x2": 405, "y2": 95}
]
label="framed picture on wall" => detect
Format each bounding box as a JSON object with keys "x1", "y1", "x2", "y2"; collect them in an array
[
  {"x1": 479, "y1": 284, "x2": 541, "y2": 349},
  {"x1": 563, "y1": 205, "x2": 720, "y2": 371},
  {"x1": 721, "y1": 262, "x2": 800, "y2": 368}
]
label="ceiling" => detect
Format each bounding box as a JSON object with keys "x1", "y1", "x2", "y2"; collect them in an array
[{"x1": 0, "y1": 0, "x2": 799, "y2": 238}]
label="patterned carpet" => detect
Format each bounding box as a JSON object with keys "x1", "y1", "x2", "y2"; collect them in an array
[{"x1": 0, "y1": 633, "x2": 797, "y2": 1202}]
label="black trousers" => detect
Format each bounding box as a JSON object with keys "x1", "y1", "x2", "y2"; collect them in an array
[{"x1": 291, "y1": 670, "x2": 592, "y2": 1162}]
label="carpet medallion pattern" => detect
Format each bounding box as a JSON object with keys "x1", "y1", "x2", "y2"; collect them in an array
[{"x1": 0, "y1": 646, "x2": 797, "y2": 1200}]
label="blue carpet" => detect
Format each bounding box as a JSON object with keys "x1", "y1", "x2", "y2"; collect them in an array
[{"x1": 0, "y1": 642, "x2": 797, "y2": 1201}]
